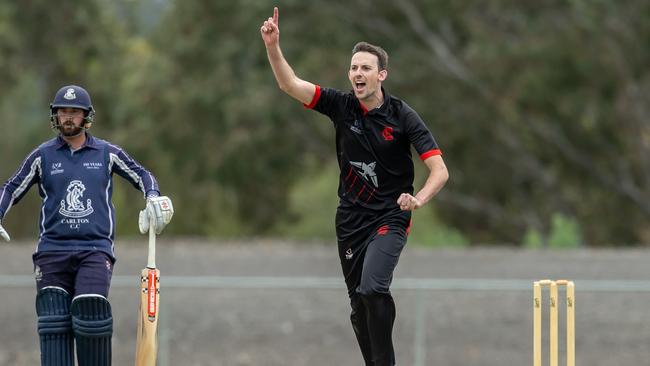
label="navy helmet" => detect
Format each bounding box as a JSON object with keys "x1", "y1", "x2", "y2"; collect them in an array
[{"x1": 50, "y1": 85, "x2": 95, "y2": 125}]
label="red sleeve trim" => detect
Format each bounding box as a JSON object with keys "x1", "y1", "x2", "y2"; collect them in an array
[
  {"x1": 359, "y1": 102, "x2": 369, "y2": 116},
  {"x1": 420, "y1": 149, "x2": 442, "y2": 160},
  {"x1": 303, "y1": 85, "x2": 321, "y2": 109}
]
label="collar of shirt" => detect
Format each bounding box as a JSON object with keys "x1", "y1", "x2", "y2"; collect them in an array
[
  {"x1": 55, "y1": 132, "x2": 99, "y2": 151},
  {"x1": 358, "y1": 87, "x2": 390, "y2": 117}
]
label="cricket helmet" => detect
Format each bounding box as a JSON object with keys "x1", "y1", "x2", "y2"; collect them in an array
[{"x1": 50, "y1": 85, "x2": 95, "y2": 126}]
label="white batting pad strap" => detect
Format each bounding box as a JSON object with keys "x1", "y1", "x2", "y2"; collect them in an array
[
  {"x1": 41, "y1": 286, "x2": 69, "y2": 294},
  {"x1": 72, "y1": 293, "x2": 108, "y2": 301}
]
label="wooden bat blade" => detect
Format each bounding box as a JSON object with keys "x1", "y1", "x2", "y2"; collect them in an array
[{"x1": 135, "y1": 268, "x2": 160, "y2": 366}]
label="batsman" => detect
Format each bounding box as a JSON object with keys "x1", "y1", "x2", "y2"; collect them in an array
[{"x1": 0, "y1": 85, "x2": 174, "y2": 366}]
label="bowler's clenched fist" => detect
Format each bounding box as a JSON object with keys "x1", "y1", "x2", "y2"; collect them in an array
[{"x1": 397, "y1": 193, "x2": 422, "y2": 211}]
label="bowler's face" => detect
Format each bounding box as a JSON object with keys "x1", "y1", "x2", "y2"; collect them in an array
[{"x1": 348, "y1": 52, "x2": 387, "y2": 103}]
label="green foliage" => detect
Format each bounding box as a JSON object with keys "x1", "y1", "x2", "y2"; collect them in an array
[
  {"x1": 1, "y1": 0, "x2": 648, "y2": 245},
  {"x1": 0, "y1": 0, "x2": 129, "y2": 236},
  {"x1": 524, "y1": 213, "x2": 583, "y2": 248},
  {"x1": 523, "y1": 228, "x2": 544, "y2": 249},
  {"x1": 370, "y1": 0, "x2": 650, "y2": 245},
  {"x1": 409, "y1": 207, "x2": 469, "y2": 248},
  {"x1": 273, "y1": 163, "x2": 338, "y2": 241},
  {"x1": 547, "y1": 214, "x2": 583, "y2": 248}
]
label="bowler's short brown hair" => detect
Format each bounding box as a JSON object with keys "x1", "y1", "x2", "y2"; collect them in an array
[{"x1": 352, "y1": 42, "x2": 388, "y2": 71}]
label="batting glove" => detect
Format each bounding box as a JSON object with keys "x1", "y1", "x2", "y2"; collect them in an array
[
  {"x1": 0, "y1": 221, "x2": 11, "y2": 242},
  {"x1": 139, "y1": 196, "x2": 174, "y2": 235}
]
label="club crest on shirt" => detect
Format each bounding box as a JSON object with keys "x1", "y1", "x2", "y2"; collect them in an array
[
  {"x1": 382, "y1": 126, "x2": 394, "y2": 141},
  {"x1": 350, "y1": 161, "x2": 379, "y2": 188},
  {"x1": 59, "y1": 180, "x2": 94, "y2": 218},
  {"x1": 50, "y1": 162, "x2": 64, "y2": 175}
]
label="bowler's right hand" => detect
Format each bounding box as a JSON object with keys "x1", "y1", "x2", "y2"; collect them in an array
[
  {"x1": 0, "y1": 221, "x2": 10, "y2": 242},
  {"x1": 260, "y1": 7, "x2": 280, "y2": 46}
]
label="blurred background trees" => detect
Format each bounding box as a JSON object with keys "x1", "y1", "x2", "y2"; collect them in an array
[{"x1": 1, "y1": 0, "x2": 648, "y2": 246}]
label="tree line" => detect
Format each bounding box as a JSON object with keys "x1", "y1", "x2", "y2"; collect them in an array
[{"x1": 1, "y1": 0, "x2": 648, "y2": 245}]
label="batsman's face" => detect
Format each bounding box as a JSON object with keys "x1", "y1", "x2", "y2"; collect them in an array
[
  {"x1": 56, "y1": 107, "x2": 85, "y2": 137},
  {"x1": 348, "y1": 52, "x2": 387, "y2": 103}
]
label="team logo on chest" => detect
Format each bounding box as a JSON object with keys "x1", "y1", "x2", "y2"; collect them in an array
[
  {"x1": 382, "y1": 126, "x2": 394, "y2": 141},
  {"x1": 350, "y1": 161, "x2": 379, "y2": 188},
  {"x1": 50, "y1": 162, "x2": 64, "y2": 175},
  {"x1": 59, "y1": 180, "x2": 94, "y2": 218},
  {"x1": 350, "y1": 120, "x2": 363, "y2": 135}
]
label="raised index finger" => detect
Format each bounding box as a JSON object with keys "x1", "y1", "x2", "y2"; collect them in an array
[{"x1": 273, "y1": 7, "x2": 279, "y2": 25}]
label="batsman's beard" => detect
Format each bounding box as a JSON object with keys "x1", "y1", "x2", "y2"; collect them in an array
[{"x1": 57, "y1": 121, "x2": 85, "y2": 137}]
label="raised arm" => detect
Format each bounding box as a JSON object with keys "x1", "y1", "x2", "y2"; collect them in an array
[{"x1": 260, "y1": 7, "x2": 317, "y2": 105}]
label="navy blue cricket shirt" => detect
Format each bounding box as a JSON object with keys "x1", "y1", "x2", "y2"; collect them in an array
[{"x1": 0, "y1": 133, "x2": 159, "y2": 258}]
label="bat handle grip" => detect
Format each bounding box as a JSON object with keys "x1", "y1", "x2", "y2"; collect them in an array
[{"x1": 147, "y1": 215, "x2": 156, "y2": 268}]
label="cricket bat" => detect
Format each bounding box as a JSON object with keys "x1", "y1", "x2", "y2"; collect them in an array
[{"x1": 135, "y1": 215, "x2": 160, "y2": 366}]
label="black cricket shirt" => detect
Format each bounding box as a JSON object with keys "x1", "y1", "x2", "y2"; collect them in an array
[{"x1": 306, "y1": 85, "x2": 442, "y2": 211}]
